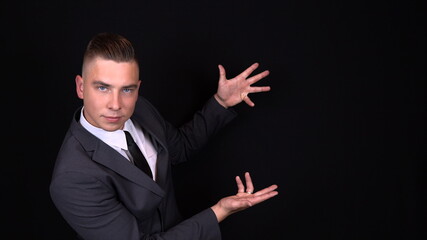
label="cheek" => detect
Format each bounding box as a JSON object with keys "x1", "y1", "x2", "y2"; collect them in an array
[
  {"x1": 84, "y1": 93, "x2": 104, "y2": 109},
  {"x1": 123, "y1": 97, "x2": 138, "y2": 112}
]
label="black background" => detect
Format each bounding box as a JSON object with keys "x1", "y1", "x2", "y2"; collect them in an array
[{"x1": 2, "y1": 0, "x2": 425, "y2": 239}]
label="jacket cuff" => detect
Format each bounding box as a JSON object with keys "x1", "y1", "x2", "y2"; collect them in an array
[{"x1": 206, "y1": 95, "x2": 237, "y2": 118}]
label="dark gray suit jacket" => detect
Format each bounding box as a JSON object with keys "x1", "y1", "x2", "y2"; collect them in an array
[{"x1": 50, "y1": 96, "x2": 237, "y2": 240}]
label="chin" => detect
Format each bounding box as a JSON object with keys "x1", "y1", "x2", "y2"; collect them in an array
[{"x1": 102, "y1": 124, "x2": 124, "y2": 132}]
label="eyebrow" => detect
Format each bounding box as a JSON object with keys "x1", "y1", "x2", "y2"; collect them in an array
[
  {"x1": 92, "y1": 80, "x2": 111, "y2": 87},
  {"x1": 92, "y1": 80, "x2": 138, "y2": 89}
]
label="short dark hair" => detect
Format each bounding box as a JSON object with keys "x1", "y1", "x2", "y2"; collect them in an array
[{"x1": 83, "y1": 32, "x2": 138, "y2": 68}]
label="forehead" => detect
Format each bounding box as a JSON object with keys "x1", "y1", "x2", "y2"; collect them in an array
[{"x1": 84, "y1": 57, "x2": 139, "y2": 82}]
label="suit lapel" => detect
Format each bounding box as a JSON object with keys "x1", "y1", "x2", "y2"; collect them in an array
[
  {"x1": 92, "y1": 142, "x2": 165, "y2": 197},
  {"x1": 70, "y1": 112, "x2": 165, "y2": 197}
]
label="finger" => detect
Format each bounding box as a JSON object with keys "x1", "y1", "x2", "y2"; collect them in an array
[
  {"x1": 253, "y1": 184, "x2": 279, "y2": 197},
  {"x1": 248, "y1": 86, "x2": 271, "y2": 94},
  {"x1": 247, "y1": 70, "x2": 270, "y2": 84},
  {"x1": 218, "y1": 64, "x2": 226, "y2": 81},
  {"x1": 244, "y1": 172, "x2": 254, "y2": 194},
  {"x1": 236, "y1": 176, "x2": 245, "y2": 194},
  {"x1": 244, "y1": 96, "x2": 255, "y2": 107},
  {"x1": 249, "y1": 190, "x2": 279, "y2": 206},
  {"x1": 239, "y1": 62, "x2": 259, "y2": 79}
]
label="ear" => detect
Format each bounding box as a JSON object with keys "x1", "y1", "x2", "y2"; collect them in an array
[
  {"x1": 134, "y1": 79, "x2": 142, "y2": 94},
  {"x1": 75, "y1": 75, "x2": 84, "y2": 99}
]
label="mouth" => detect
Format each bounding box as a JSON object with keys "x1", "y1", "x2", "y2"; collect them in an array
[{"x1": 103, "y1": 116, "x2": 122, "y2": 123}]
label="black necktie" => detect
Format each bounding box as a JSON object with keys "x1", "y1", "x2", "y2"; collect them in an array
[{"x1": 124, "y1": 131, "x2": 153, "y2": 179}]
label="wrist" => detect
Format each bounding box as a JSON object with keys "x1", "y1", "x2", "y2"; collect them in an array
[
  {"x1": 210, "y1": 203, "x2": 229, "y2": 223},
  {"x1": 214, "y1": 93, "x2": 228, "y2": 109}
]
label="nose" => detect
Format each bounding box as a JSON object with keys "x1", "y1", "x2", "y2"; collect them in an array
[{"x1": 107, "y1": 91, "x2": 121, "y2": 110}]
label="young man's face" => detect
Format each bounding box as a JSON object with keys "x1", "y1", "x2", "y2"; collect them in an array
[{"x1": 75, "y1": 57, "x2": 140, "y2": 131}]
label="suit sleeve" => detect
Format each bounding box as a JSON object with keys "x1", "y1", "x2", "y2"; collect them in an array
[{"x1": 164, "y1": 96, "x2": 238, "y2": 165}]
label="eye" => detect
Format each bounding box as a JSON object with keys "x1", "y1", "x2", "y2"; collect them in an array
[
  {"x1": 98, "y1": 86, "x2": 108, "y2": 91},
  {"x1": 123, "y1": 88, "x2": 133, "y2": 93}
]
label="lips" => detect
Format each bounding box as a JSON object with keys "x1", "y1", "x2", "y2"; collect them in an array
[{"x1": 104, "y1": 116, "x2": 122, "y2": 123}]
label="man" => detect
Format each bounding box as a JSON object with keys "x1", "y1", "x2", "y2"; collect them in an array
[{"x1": 50, "y1": 32, "x2": 278, "y2": 240}]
